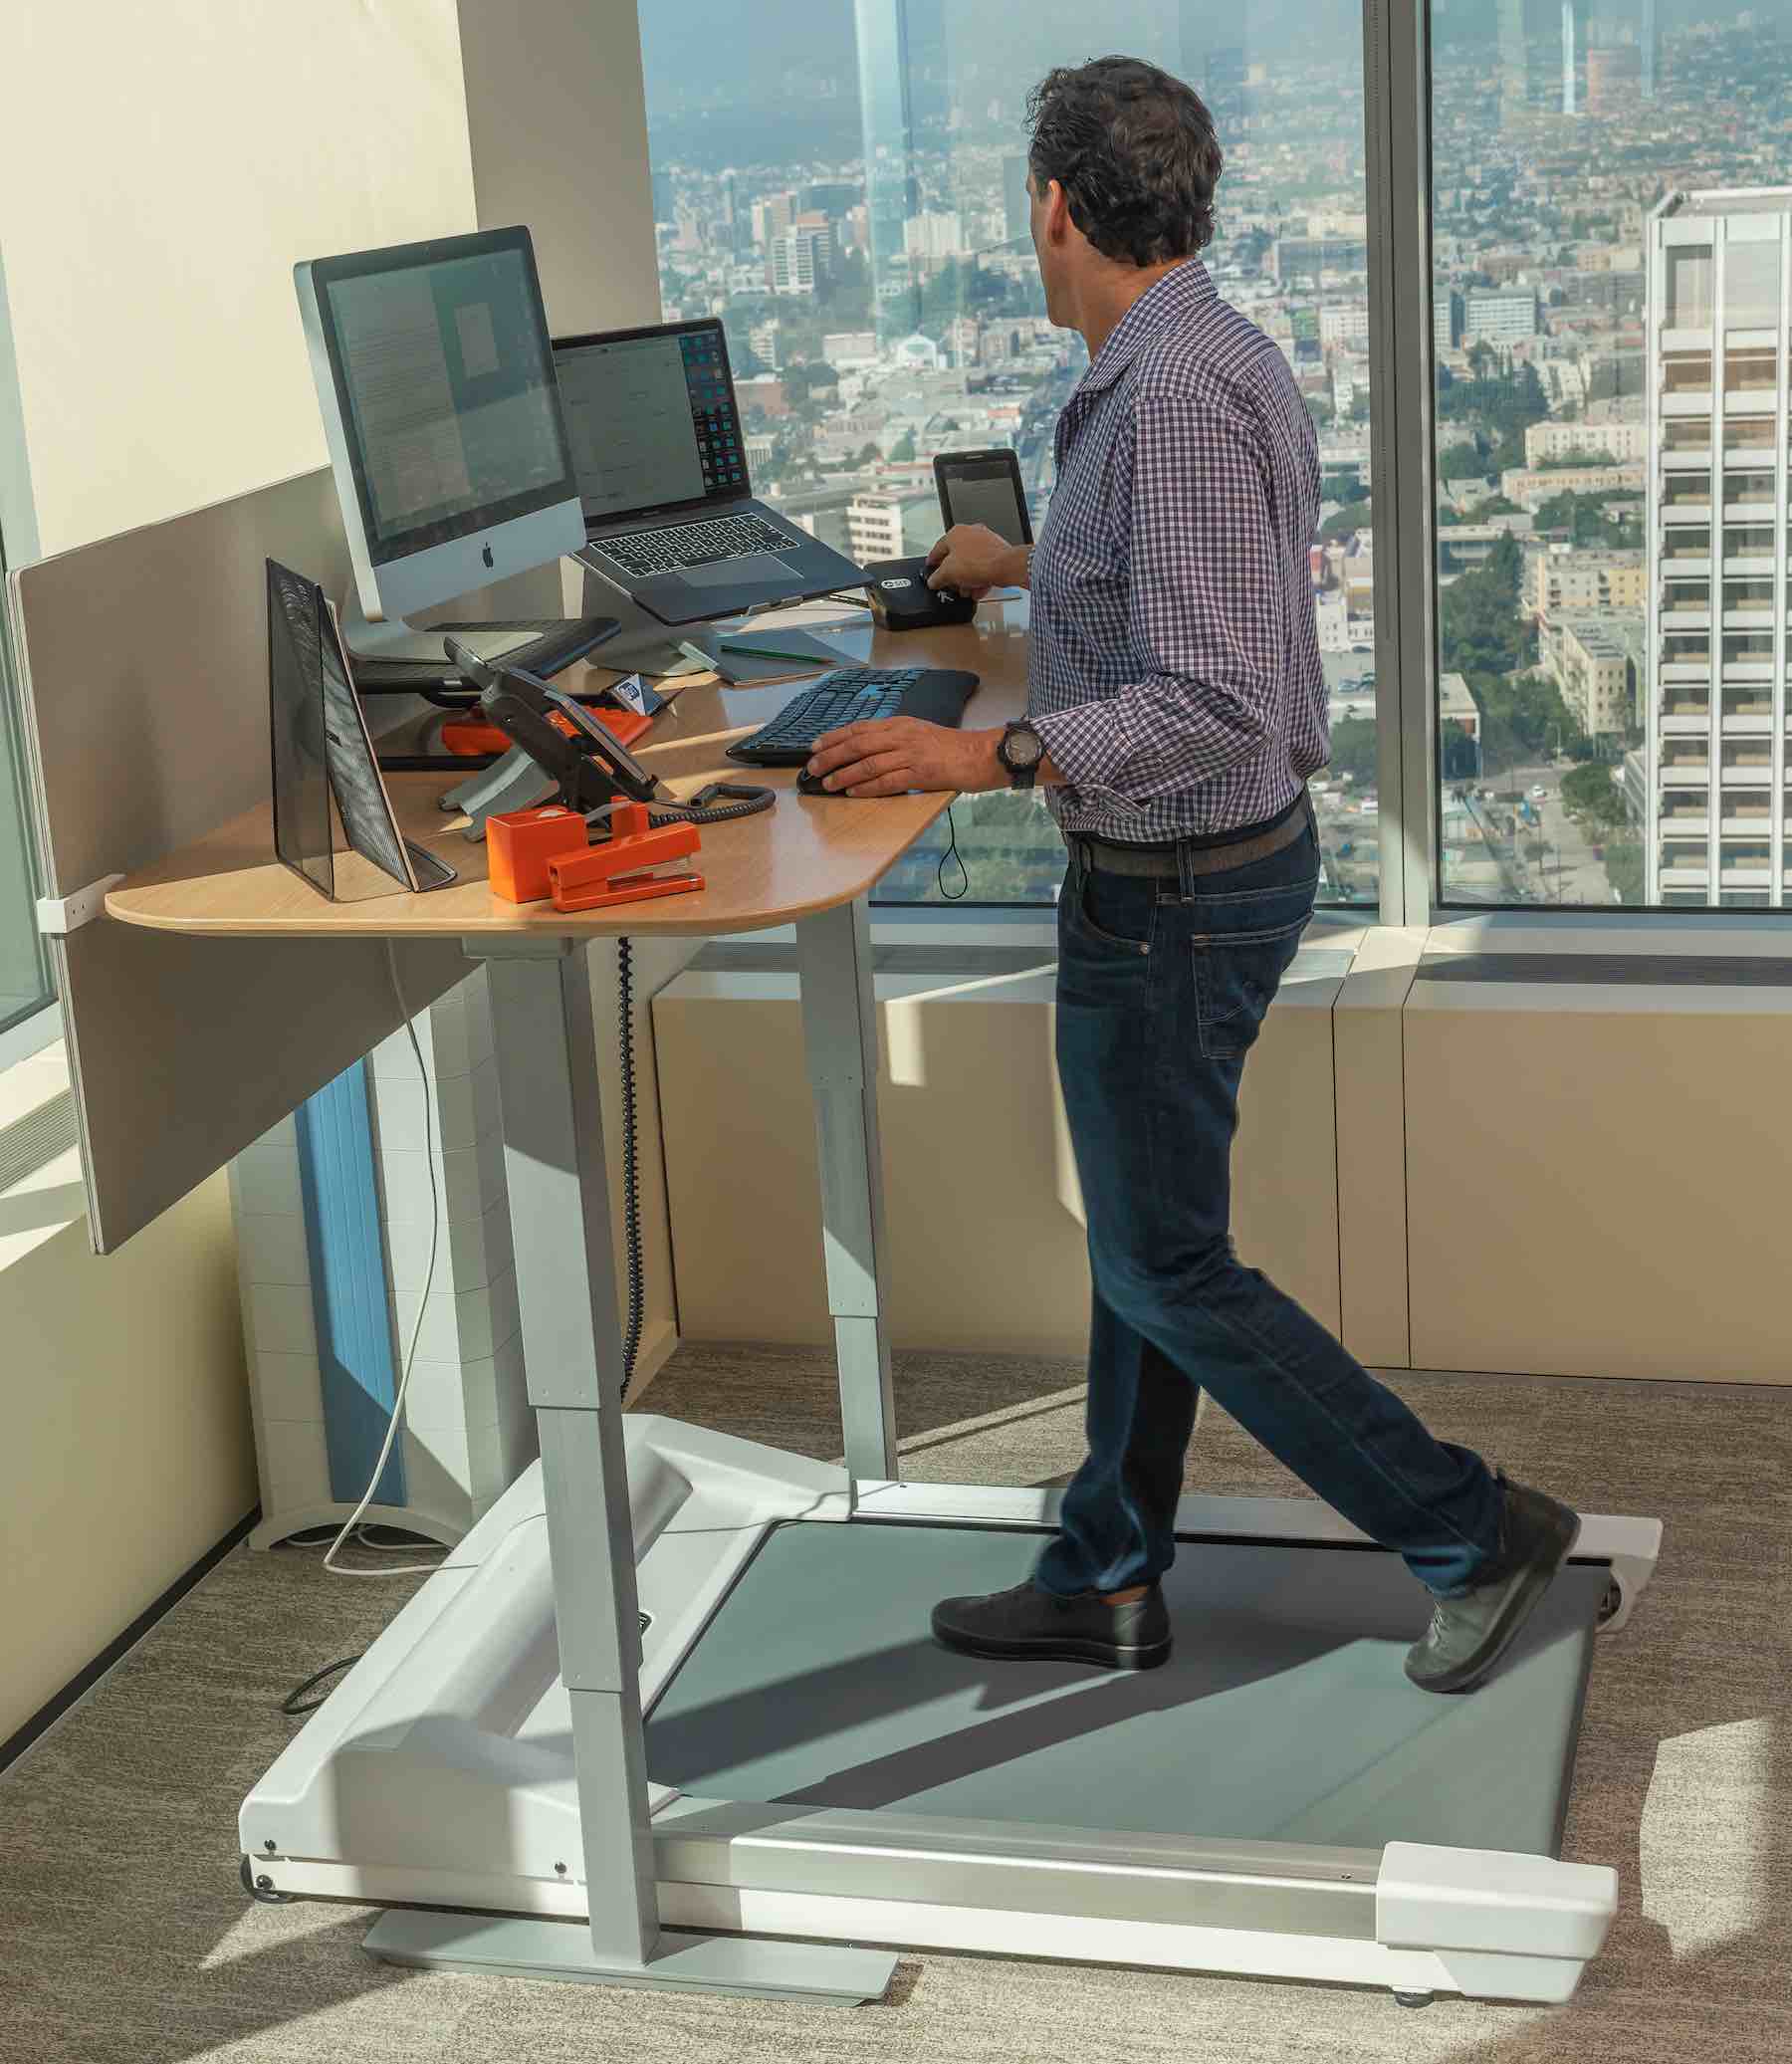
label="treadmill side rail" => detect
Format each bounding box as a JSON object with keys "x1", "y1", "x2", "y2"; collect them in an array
[{"x1": 1377, "y1": 1840, "x2": 1616, "y2": 2000}]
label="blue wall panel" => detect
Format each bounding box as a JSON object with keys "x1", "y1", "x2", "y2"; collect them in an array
[{"x1": 295, "y1": 1059, "x2": 406, "y2": 1509}]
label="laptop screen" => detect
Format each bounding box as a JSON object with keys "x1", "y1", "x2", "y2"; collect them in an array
[{"x1": 553, "y1": 322, "x2": 747, "y2": 526}]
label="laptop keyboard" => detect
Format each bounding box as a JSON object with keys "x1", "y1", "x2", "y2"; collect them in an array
[{"x1": 602, "y1": 513, "x2": 798, "y2": 578}]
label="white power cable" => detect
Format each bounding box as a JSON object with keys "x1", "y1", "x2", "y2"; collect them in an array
[{"x1": 321, "y1": 941, "x2": 445, "y2": 1579}]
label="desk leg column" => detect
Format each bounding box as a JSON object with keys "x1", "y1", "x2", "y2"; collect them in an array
[
  {"x1": 362, "y1": 935, "x2": 891, "y2": 2007},
  {"x1": 796, "y1": 898, "x2": 898, "y2": 1489}
]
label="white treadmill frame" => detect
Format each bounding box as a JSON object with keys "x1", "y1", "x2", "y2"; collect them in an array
[{"x1": 241, "y1": 903, "x2": 1662, "y2": 2008}]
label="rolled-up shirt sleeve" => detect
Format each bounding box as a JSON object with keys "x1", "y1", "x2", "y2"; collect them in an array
[{"x1": 1031, "y1": 388, "x2": 1281, "y2": 811}]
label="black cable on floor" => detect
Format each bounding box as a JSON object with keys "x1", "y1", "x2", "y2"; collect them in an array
[{"x1": 279, "y1": 1655, "x2": 359, "y2": 1717}]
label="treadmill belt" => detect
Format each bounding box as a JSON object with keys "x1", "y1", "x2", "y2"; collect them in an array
[{"x1": 644, "y1": 1521, "x2": 1608, "y2": 1856}]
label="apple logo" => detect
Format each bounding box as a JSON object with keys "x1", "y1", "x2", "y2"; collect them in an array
[{"x1": 481, "y1": 542, "x2": 495, "y2": 569}]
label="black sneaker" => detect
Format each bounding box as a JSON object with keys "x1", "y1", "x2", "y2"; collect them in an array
[
  {"x1": 931, "y1": 1580, "x2": 1172, "y2": 1671},
  {"x1": 1405, "y1": 1474, "x2": 1581, "y2": 1696}
]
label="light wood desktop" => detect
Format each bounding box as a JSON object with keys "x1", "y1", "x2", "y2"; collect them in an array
[{"x1": 107, "y1": 605, "x2": 1028, "y2": 940}]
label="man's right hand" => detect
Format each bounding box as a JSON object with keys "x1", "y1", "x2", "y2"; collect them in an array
[{"x1": 926, "y1": 524, "x2": 1025, "y2": 598}]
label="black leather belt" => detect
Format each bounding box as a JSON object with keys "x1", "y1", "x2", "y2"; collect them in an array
[{"x1": 1070, "y1": 794, "x2": 1315, "y2": 880}]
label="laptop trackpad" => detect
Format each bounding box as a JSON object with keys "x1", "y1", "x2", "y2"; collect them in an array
[{"x1": 682, "y1": 553, "x2": 797, "y2": 589}]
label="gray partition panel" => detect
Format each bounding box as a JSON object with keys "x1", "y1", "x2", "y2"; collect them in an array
[{"x1": 6, "y1": 470, "x2": 467, "y2": 1251}]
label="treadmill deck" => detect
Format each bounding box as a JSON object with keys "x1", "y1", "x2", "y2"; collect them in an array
[{"x1": 645, "y1": 1519, "x2": 1607, "y2": 1857}]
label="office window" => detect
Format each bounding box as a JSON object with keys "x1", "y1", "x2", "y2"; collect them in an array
[
  {"x1": 1665, "y1": 249, "x2": 1713, "y2": 331},
  {"x1": 1724, "y1": 239, "x2": 1782, "y2": 334},
  {"x1": 637, "y1": 5, "x2": 1378, "y2": 907},
  {"x1": 1431, "y1": 9, "x2": 1792, "y2": 912},
  {"x1": 0, "y1": 540, "x2": 52, "y2": 1035}
]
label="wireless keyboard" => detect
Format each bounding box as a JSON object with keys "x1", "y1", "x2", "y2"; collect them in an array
[{"x1": 726, "y1": 666, "x2": 980, "y2": 767}]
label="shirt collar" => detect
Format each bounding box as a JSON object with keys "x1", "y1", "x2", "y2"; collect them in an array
[{"x1": 1073, "y1": 258, "x2": 1217, "y2": 398}]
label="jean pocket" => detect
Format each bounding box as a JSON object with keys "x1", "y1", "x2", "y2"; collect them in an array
[
  {"x1": 1069, "y1": 866, "x2": 1156, "y2": 955},
  {"x1": 1189, "y1": 912, "x2": 1310, "y2": 1059}
]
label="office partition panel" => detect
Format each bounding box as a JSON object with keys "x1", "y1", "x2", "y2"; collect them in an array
[{"x1": 6, "y1": 468, "x2": 467, "y2": 1250}]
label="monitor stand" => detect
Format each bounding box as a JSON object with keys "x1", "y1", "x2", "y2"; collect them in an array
[
  {"x1": 573, "y1": 560, "x2": 721, "y2": 677},
  {"x1": 339, "y1": 590, "x2": 545, "y2": 668}
]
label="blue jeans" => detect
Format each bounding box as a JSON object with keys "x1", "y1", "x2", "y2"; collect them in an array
[{"x1": 1035, "y1": 808, "x2": 1502, "y2": 1602}]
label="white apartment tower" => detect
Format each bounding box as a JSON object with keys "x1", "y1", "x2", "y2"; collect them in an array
[{"x1": 1647, "y1": 191, "x2": 1792, "y2": 908}]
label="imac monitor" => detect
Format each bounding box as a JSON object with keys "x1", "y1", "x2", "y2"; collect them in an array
[{"x1": 296, "y1": 227, "x2": 584, "y2": 663}]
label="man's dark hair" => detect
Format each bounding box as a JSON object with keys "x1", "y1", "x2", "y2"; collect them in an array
[{"x1": 1025, "y1": 56, "x2": 1223, "y2": 268}]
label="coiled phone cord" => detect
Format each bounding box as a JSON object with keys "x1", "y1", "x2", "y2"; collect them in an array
[{"x1": 616, "y1": 935, "x2": 644, "y2": 1394}]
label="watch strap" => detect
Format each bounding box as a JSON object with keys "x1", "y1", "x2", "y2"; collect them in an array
[{"x1": 1000, "y1": 719, "x2": 1042, "y2": 791}]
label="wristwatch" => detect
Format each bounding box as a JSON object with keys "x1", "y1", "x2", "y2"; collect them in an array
[{"x1": 998, "y1": 719, "x2": 1046, "y2": 791}]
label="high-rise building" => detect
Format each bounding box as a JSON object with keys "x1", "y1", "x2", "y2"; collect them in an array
[
  {"x1": 847, "y1": 489, "x2": 937, "y2": 562},
  {"x1": 854, "y1": 0, "x2": 949, "y2": 344},
  {"x1": 804, "y1": 181, "x2": 859, "y2": 217},
  {"x1": 1586, "y1": 43, "x2": 1641, "y2": 114},
  {"x1": 903, "y1": 211, "x2": 962, "y2": 265},
  {"x1": 1270, "y1": 235, "x2": 1368, "y2": 286},
  {"x1": 1465, "y1": 289, "x2": 1538, "y2": 344},
  {"x1": 1435, "y1": 288, "x2": 1465, "y2": 352},
  {"x1": 751, "y1": 190, "x2": 797, "y2": 247},
  {"x1": 1498, "y1": 0, "x2": 1590, "y2": 117},
  {"x1": 1646, "y1": 190, "x2": 1792, "y2": 908},
  {"x1": 1641, "y1": 0, "x2": 1659, "y2": 101},
  {"x1": 1003, "y1": 154, "x2": 1031, "y2": 248},
  {"x1": 768, "y1": 226, "x2": 831, "y2": 298},
  {"x1": 1202, "y1": 43, "x2": 1247, "y2": 137}
]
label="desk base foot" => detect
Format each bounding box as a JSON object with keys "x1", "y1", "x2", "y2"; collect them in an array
[{"x1": 362, "y1": 1909, "x2": 896, "y2": 2005}]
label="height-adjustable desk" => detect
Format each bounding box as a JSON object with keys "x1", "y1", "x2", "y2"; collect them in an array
[{"x1": 107, "y1": 602, "x2": 1659, "y2": 2012}]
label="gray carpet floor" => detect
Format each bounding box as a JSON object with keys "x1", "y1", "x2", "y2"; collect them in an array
[{"x1": 4, "y1": 1345, "x2": 1790, "y2": 2063}]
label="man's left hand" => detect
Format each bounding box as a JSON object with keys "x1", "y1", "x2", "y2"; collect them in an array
[{"x1": 804, "y1": 718, "x2": 1003, "y2": 798}]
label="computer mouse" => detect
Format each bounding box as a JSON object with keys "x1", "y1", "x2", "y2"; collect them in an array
[{"x1": 797, "y1": 770, "x2": 836, "y2": 798}]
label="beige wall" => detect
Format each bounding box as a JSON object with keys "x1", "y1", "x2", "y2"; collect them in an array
[
  {"x1": 0, "y1": 3, "x2": 477, "y2": 560},
  {"x1": 1404, "y1": 981, "x2": 1792, "y2": 1383},
  {"x1": 0, "y1": 1174, "x2": 249, "y2": 1745},
  {"x1": 653, "y1": 975, "x2": 1343, "y2": 1358},
  {"x1": 0, "y1": 0, "x2": 478, "y2": 1748},
  {"x1": 0, "y1": 0, "x2": 670, "y2": 1740},
  {"x1": 655, "y1": 947, "x2": 1792, "y2": 1390}
]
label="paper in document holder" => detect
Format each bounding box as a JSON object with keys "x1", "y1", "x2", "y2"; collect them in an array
[{"x1": 267, "y1": 558, "x2": 455, "y2": 901}]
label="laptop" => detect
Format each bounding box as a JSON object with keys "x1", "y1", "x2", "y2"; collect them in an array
[{"x1": 553, "y1": 318, "x2": 868, "y2": 626}]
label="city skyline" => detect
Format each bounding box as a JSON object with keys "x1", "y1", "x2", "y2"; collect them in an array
[{"x1": 639, "y1": 3, "x2": 1792, "y2": 905}]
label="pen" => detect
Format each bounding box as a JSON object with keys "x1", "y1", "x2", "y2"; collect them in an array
[{"x1": 718, "y1": 638, "x2": 834, "y2": 664}]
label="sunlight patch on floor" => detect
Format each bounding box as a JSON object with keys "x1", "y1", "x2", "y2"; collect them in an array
[{"x1": 1640, "y1": 1717, "x2": 1777, "y2": 1959}]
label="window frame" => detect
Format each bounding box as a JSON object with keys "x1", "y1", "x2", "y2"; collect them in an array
[
  {"x1": 0, "y1": 516, "x2": 55, "y2": 1042},
  {"x1": 645, "y1": 0, "x2": 1792, "y2": 957}
]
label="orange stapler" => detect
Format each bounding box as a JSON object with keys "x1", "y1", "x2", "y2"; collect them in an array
[{"x1": 547, "y1": 803, "x2": 704, "y2": 913}]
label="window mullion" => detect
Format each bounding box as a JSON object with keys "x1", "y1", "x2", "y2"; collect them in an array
[{"x1": 1362, "y1": 0, "x2": 1440, "y2": 929}]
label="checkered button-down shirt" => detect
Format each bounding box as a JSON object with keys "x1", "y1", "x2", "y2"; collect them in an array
[{"x1": 1028, "y1": 259, "x2": 1328, "y2": 844}]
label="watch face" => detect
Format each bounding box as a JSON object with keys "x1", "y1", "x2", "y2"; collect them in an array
[{"x1": 1006, "y1": 724, "x2": 1044, "y2": 769}]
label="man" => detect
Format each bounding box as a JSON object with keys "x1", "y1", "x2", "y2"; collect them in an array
[{"x1": 806, "y1": 55, "x2": 1576, "y2": 1696}]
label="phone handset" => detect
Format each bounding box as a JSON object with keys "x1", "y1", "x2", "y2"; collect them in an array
[{"x1": 536, "y1": 681, "x2": 664, "y2": 801}]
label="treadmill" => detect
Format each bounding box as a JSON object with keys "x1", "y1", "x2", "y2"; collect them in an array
[{"x1": 245, "y1": 1413, "x2": 1660, "y2": 2008}]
